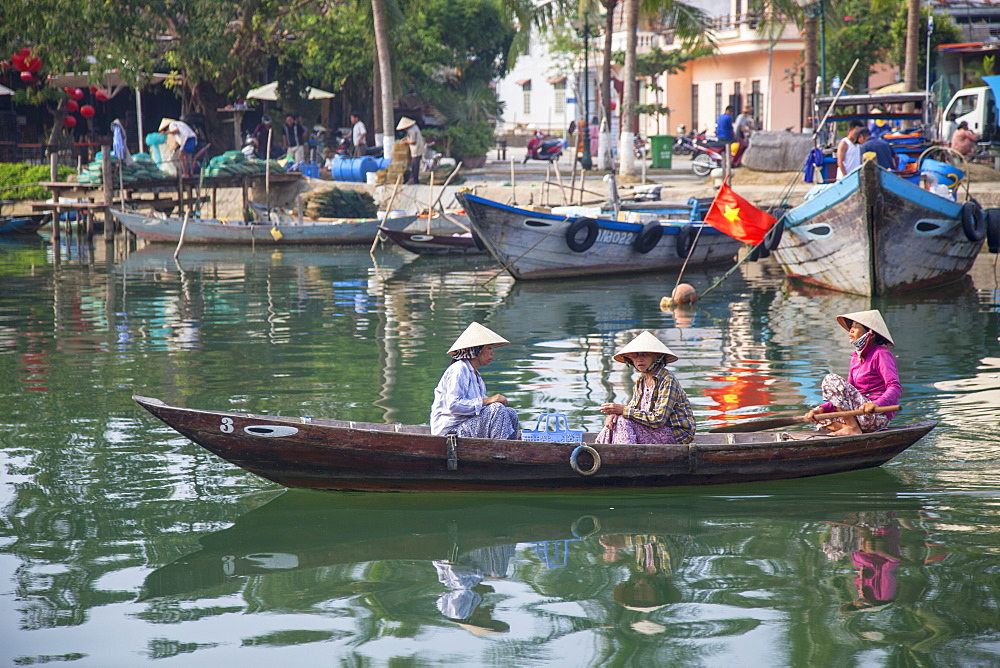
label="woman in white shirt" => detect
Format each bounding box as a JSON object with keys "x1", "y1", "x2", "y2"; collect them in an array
[{"x1": 430, "y1": 322, "x2": 519, "y2": 439}]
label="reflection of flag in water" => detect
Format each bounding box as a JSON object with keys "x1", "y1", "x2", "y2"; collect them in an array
[
  {"x1": 703, "y1": 183, "x2": 776, "y2": 245},
  {"x1": 704, "y1": 366, "x2": 776, "y2": 423}
]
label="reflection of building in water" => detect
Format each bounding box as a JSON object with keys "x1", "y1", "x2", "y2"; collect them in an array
[{"x1": 433, "y1": 544, "x2": 515, "y2": 635}]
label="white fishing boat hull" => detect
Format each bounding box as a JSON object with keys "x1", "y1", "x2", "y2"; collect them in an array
[
  {"x1": 113, "y1": 210, "x2": 415, "y2": 245},
  {"x1": 457, "y1": 193, "x2": 742, "y2": 280}
]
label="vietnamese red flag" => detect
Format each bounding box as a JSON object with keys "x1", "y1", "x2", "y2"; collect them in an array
[{"x1": 703, "y1": 182, "x2": 777, "y2": 245}]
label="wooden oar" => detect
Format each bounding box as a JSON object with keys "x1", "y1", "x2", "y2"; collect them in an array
[{"x1": 709, "y1": 405, "x2": 901, "y2": 434}]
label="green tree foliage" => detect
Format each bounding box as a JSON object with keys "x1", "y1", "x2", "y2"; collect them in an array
[
  {"x1": 823, "y1": 0, "x2": 897, "y2": 94},
  {"x1": 889, "y1": 6, "x2": 963, "y2": 89}
]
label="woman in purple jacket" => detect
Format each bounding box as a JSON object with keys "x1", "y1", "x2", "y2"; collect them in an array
[{"x1": 804, "y1": 310, "x2": 901, "y2": 436}]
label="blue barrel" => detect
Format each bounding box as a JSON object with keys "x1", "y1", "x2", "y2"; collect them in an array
[{"x1": 332, "y1": 156, "x2": 378, "y2": 182}]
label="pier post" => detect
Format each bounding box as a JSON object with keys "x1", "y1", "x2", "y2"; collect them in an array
[{"x1": 102, "y1": 146, "x2": 113, "y2": 242}]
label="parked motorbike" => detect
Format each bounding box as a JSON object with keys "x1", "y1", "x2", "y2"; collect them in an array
[
  {"x1": 335, "y1": 138, "x2": 384, "y2": 159},
  {"x1": 673, "y1": 130, "x2": 706, "y2": 156},
  {"x1": 523, "y1": 130, "x2": 563, "y2": 163},
  {"x1": 690, "y1": 136, "x2": 727, "y2": 176},
  {"x1": 421, "y1": 139, "x2": 442, "y2": 172},
  {"x1": 633, "y1": 134, "x2": 648, "y2": 160}
]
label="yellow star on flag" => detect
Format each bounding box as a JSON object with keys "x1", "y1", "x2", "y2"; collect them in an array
[{"x1": 723, "y1": 204, "x2": 741, "y2": 223}]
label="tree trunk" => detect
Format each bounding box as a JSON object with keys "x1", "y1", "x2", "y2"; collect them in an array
[
  {"x1": 372, "y1": 57, "x2": 382, "y2": 139},
  {"x1": 618, "y1": 0, "x2": 639, "y2": 177},
  {"x1": 372, "y1": 0, "x2": 395, "y2": 155},
  {"x1": 904, "y1": 0, "x2": 920, "y2": 113},
  {"x1": 803, "y1": 15, "x2": 817, "y2": 131},
  {"x1": 599, "y1": 0, "x2": 617, "y2": 171},
  {"x1": 187, "y1": 82, "x2": 231, "y2": 152}
]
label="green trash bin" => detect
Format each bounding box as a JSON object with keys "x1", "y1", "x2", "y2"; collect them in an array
[{"x1": 649, "y1": 135, "x2": 673, "y2": 169}]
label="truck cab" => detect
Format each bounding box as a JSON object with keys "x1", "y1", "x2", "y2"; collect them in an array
[{"x1": 941, "y1": 86, "x2": 997, "y2": 142}]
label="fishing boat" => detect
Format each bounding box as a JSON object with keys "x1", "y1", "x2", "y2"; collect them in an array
[
  {"x1": 133, "y1": 395, "x2": 935, "y2": 493},
  {"x1": 456, "y1": 192, "x2": 743, "y2": 280},
  {"x1": 112, "y1": 209, "x2": 416, "y2": 245},
  {"x1": 378, "y1": 226, "x2": 485, "y2": 255},
  {"x1": 770, "y1": 159, "x2": 990, "y2": 295},
  {"x1": 0, "y1": 213, "x2": 46, "y2": 236}
]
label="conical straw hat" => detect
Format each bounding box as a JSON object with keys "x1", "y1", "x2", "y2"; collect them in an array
[
  {"x1": 836, "y1": 309, "x2": 894, "y2": 347},
  {"x1": 612, "y1": 331, "x2": 678, "y2": 364},
  {"x1": 447, "y1": 322, "x2": 509, "y2": 355},
  {"x1": 396, "y1": 117, "x2": 416, "y2": 130}
]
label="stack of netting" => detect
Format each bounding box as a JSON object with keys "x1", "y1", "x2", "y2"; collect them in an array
[
  {"x1": 302, "y1": 187, "x2": 378, "y2": 219},
  {"x1": 76, "y1": 152, "x2": 168, "y2": 185},
  {"x1": 201, "y1": 151, "x2": 287, "y2": 177}
]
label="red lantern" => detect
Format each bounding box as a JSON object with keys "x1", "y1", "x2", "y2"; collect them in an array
[
  {"x1": 23, "y1": 56, "x2": 41, "y2": 73},
  {"x1": 20, "y1": 72, "x2": 35, "y2": 83},
  {"x1": 63, "y1": 115, "x2": 77, "y2": 128},
  {"x1": 19, "y1": 48, "x2": 31, "y2": 58},
  {"x1": 80, "y1": 105, "x2": 95, "y2": 119},
  {"x1": 70, "y1": 88, "x2": 84, "y2": 101},
  {"x1": 11, "y1": 54, "x2": 25, "y2": 72},
  {"x1": 66, "y1": 100, "x2": 79, "y2": 113},
  {"x1": 94, "y1": 90, "x2": 109, "y2": 102},
  {"x1": 88, "y1": 85, "x2": 98, "y2": 93}
]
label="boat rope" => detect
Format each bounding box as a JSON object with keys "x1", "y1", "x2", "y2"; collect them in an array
[
  {"x1": 479, "y1": 215, "x2": 573, "y2": 286},
  {"x1": 446, "y1": 433, "x2": 459, "y2": 471}
]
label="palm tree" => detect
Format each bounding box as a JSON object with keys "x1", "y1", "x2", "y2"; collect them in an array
[
  {"x1": 372, "y1": 0, "x2": 394, "y2": 155},
  {"x1": 904, "y1": 0, "x2": 920, "y2": 113}
]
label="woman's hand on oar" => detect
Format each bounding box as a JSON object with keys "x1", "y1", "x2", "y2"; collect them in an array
[{"x1": 709, "y1": 405, "x2": 901, "y2": 434}]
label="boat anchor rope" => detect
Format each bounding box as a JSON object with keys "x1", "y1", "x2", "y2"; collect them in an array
[
  {"x1": 446, "y1": 433, "x2": 458, "y2": 471},
  {"x1": 569, "y1": 444, "x2": 601, "y2": 476}
]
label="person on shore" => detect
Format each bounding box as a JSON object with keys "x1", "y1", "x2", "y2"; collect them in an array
[
  {"x1": 350, "y1": 112, "x2": 367, "y2": 158},
  {"x1": 282, "y1": 113, "x2": 307, "y2": 165},
  {"x1": 950, "y1": 121, "x2": 979, "y2": 157},
  {"x1": 397, "y1": 117, "x2": 425, "y2": 185},
  {"x1": 252, "y1": 116, "x2": 277, "y2": 159},
  {"x1": 596, "y1": 331, "x2": 696, "y2": 445},
  {"x1": 859, "y1": 128, "x2": 898, "y2": 170},
  {"x1": 733, "y1": 104, "x2": 755, "y2": 167},
  {"x1": 836, "y1": 120, "x2": 865, "y2": 180},
  {"x1": 715, "y1": 105, "x2": 735, "y2": 142},
  {"x1": 803, "y1": 310, "x2": 901, "y2": 436},
  {"x1": 430, "y1": 322, "x2": 519, "y2": 440},
  {"x1": 158, "y1": 118, "x2": 197, "y2": 177}
]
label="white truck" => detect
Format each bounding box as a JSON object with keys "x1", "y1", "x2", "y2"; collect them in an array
[{"x1": 940, "y1": 77, "x2": 1000, "y2": 143}]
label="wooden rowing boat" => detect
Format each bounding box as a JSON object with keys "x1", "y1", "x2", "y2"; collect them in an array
[
  {"x1": 133, "y1": 395, "x2": 935, "y2": 492},
  {"x1": 0, "y1": 213, "x2": 46, "y2": 236},
  {"x1": 378, "y1": 226, "x2": 486, "y2": 255},
  {"x1": 112, "y1": 209, "x2": 416, "y2": 245},
  {"x1": 456, "y1": 192, "x2": 743, "y2": 280},
  {"x1": 771, "y1": 159, "x2": 987, "y2": 296}
]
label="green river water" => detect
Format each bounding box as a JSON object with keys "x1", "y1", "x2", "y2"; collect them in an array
[{"x1": 1, "y1": 237, "x2": 999, "y2": 666}]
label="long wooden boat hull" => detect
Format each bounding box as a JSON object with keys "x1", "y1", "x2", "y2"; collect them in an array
[
  {"x1": 457, "y1": 193, "x2": 742, "y2": 280},
  {"x1": 0, "y1": 214, "x2": 46, "y2": 236},
  {"x1": 134, "y1": 395, "x2": 935, "y2": 493},
  {"x1": 112, "y1": 210, "x2": 416, "y2": 245},
  {"x1": 379, "y1": 226, "x2": 487, "y2": 255},
  {"x1": 772, "y1": 160, "x2": 983, "y2": 296}
]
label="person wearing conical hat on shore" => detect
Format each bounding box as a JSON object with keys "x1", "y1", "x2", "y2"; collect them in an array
[
  {"x1": 430, "y1": 322, "x2": 520, "y2": 440},
  {"x1": 596, "y1": 331, "x2": 696, "y2": 445},
  {"x1": 803, "y1": 310, "x2": 901, "y2": 436},
  {"x1": 397, "y1": 117, "x2": 425, "y2": 185}
]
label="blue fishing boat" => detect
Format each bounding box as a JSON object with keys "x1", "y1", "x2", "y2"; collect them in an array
[
  {"x1": 0, "y1": 213, "x2": 46, "y2": 236},
  {"x1": 770, "y1": 159, "x2": 995, "y2": 296}
]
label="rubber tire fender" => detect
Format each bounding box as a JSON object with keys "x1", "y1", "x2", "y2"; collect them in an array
[
  {"x1": 632, "y1": 221, "x2": 662, "y2": 254},
  {"x1": 675, "y1": 225, "x2": 697, "y2": 258},
  {"x1": 566, "y1": 217, "x2": 599, "y2": 252},
  {"x1": 986, "y1": 208, "x2": 1000, "y2": 253},
  {"x1": 765, "y1": 207, "x2": 788, "y2": 251},
  {"x1": 961, "y1": 201, "x2": 985, "y2": 242}
]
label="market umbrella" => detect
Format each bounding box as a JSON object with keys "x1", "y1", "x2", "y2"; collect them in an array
[
  {"x1": 0, "y1": 84, "x2": 13, "y2": 95},
  {"x1": 246, "y1": 81, "x2": 335, "y2": 101}
]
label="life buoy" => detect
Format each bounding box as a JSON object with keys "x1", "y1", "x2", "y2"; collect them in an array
[
  {"x1": 566, "y1": 217, "x2": 599, "y2": 252},
  {"x1": 961, "y1": 202, "x2": 985, "y2": 242},
  {"x1": 675, "y1": 225, "x2": 696, "y2": 258},
  {"x1": 632, "y1": 221, "x2": 662, "y2": 254},
  {"x1": 749, "y1": 241, "x2": 768, "y2": 261},
  {"x1": 569, "y1": 444, "x2": 601, "y2": 476},
  {"x1": 986, "y1": 208, "x2": 1000, "y2": 253}
]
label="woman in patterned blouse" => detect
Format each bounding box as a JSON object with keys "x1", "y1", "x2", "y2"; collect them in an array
[{"x1": 596, "y1": 331, "x2": 696, "y2": 445}]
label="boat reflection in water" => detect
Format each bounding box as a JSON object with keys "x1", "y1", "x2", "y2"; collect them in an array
[{"x1": 140, "y1": 474, "x2": 954, "y2": 658}]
